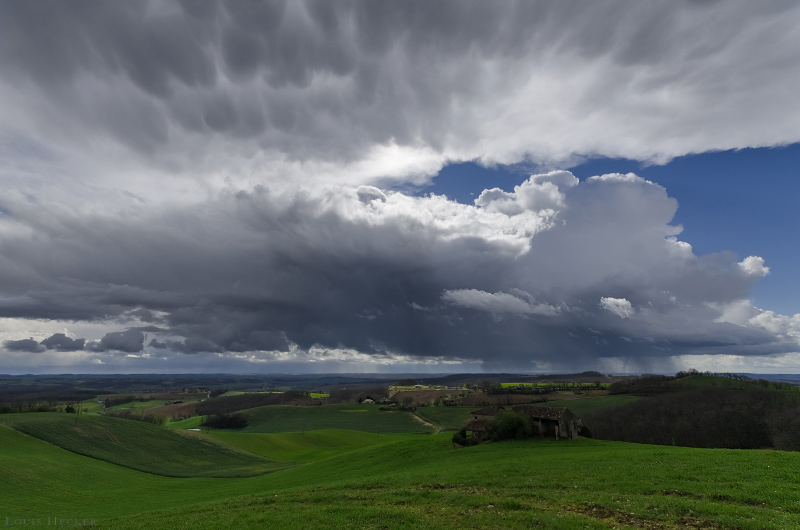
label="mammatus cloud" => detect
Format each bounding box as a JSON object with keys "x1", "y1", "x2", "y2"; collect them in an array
[
  {"x1": 1, "y1": 3, "x2": 800, "y2": 372},
  {"x1": 1, "y1": 171, "x2": 797, "y2": 372},
  {"x1": 2, "y1": 1, "x2": 800, "y2": 204}
]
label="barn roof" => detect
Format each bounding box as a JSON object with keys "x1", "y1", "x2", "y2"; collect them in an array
[
  {"x1": 512, "y1": 405, "x2": 571, "y2": 420},
  {"x1": 469, "y1": 405, "x2": 505, "y2": 416},
  {"x1": 465, "y1": 419, "x2": 489, "y2": 432}
]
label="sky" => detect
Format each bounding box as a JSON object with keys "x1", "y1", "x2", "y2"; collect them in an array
[{"x1": 1, "y1": 1, "x2": 800, "y2": 375}]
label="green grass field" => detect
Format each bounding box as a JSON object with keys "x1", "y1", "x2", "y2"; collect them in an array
[
  {"x1": 239, "y1": 404, "x2": 435, "y2": 434},
  {"x1": 0, "y1": 413, "x2": 287, "y2": 477},
  {"x1": 541, "y1": 394, "x2": 641, "y2": 416},
  {"x1": 106, "y1": 398, "x2": 167, "y2": 410},
  {"x1": 167, "y1": 415, "x2": 205, "y2": 429},
  {"x1": 205, "y1": 429, "x2": 411, "y2": 463},
  {"x1": 415, "y1": 406, "x2": 475, "y2": 431},
  {"x1": 5, "y1": 415, "x2": 800, "y2": 529}
]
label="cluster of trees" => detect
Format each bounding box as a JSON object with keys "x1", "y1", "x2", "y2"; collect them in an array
[
  {"x1": 202, "y1": 412, "x2": 249, "y2": 429},
  {"x1": 0, "y1": 401, "x2": 63, "y2": 414},
  {"x1": 327, "y1": 386, "x2": 388, "y2": 404},
  {"x1": 585, "y1": 387, "x2": 800, "y2": 450},
  {"x1": 607, "y1": 371, "x2": 797, "y2": 395}
]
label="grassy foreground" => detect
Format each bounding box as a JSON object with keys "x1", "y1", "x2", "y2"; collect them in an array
[{"x1": 107, "y1": 435, "x2": 800, "y2": 530}]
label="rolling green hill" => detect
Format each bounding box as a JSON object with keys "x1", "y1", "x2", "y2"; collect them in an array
[
  {"x1": 4, "y1": 411, "x2": 800, "y2": 529},
  {"x1": 0, "y1": 413, "x2": 287, "y2": 477},
  {"x1": 205, "y1": 429, "x2": 411, "y2": 463},
  {"x1": 239, "y1": 404, "x2": 434, "y2": 434}
]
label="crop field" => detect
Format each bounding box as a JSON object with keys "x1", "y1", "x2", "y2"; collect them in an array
[
  {"x1": 240, "y1": 404, "x2": 435, "y2": 434},
  {"x1": 0, "y1": 413, "x2": 287, "y2": 477},
  {"x1": 205, "y1": 429, "x2": 411, "y2": 463},
  {"x1": 4, "y1": 415, "x2": 800, "y2": 529}
]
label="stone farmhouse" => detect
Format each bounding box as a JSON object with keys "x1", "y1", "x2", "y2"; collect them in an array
[{"x1": 512, "y1": 405, "x2": 580, "y2": 440}]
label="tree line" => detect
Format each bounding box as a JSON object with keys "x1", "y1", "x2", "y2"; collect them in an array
[{"x1": 585, "y1": 387, "x2": 800, "y2": 450}]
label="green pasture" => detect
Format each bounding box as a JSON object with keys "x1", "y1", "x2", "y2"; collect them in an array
[
  {"x1": 110, "y1": 435, "x2": 800, "y2": 530},
  {"x1": 77, "y1": 400, "x2": 104, "y2": 413},
  {"x1": 240, "y1": 404, "x2": 435, "y2": 434},
  {"x1": 0, "y1": 413, "x2": 286, "y2": 478},
  {"x1": 310, "y1": 392, "x2": 330, "y2": 398},
  {"x1": 205, "y1": 429, "x2": 410, "y2": 463},
  {"x1": 107, "y1": 398, "x2": 167, "y2": 410},
  {"x1": 0, "y1": 423, "x2": 293, "y2": 519},
  {"x1": 541, "y1": 394, "x2": 641, "y2": 417},
  {"x1": 4, "y1": 409, "x2": 800, "y2": 529},
  {"x1": 167, "y1": 415, "x2": 205, "y2": 429},
  {"x1": 415, "y1": 406, "x2": 475, "y2": 431}
]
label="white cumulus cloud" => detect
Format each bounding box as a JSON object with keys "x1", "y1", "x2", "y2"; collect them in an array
[{"x1": 600, "y1": 297, "x2": 635, "y2": 319}]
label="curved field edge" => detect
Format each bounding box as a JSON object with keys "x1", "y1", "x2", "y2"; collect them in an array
[
  {"x1": 0, "y1": 424, "x2": 289, "y2": 519},
  {"x1": 0, "y1": 413, "x2": 289, "y2": 478}
]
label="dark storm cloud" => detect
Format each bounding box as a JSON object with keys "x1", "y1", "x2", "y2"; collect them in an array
[
  {"x1": 40, "y1": 333, "x2": 86, "y2": 352},
  {"x1": 3, "y1": 338, "x2": 45, "y2": 353},
  {"x1": 1, "y1": 0, "x2": 799, "y2": 175},
  {"x1": 1, "y1": 1, "x2": 799, "y2": 370},
  {"x1": 89, "y1": 329, "x2": 146, "y2": 353},
  {"x1": 0, "y1": 174, "x2": 792, "y2": 368}
]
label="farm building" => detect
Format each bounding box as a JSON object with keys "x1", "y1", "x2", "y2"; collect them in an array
[
  {"x1": 459, "y1": 406, "x2": 507, "y2": 442},
  {"x1": 464, "y1": 419, "x2": 490, "y2": 441},
  {"x1": 470, "y1": 405, "x2": 506, "y2": 422},
  {"x1": 512, "y1": 405, "x2": 580, "y2": 440}
]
